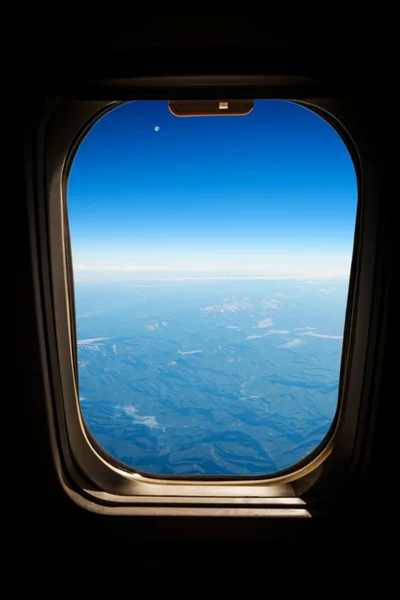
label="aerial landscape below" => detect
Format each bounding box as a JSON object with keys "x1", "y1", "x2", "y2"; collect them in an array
[{"x1": 77, "y1": 278, "x2": 347, "y2": 475}]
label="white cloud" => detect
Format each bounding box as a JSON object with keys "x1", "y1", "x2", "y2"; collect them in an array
[
  {"x1": 161, "y1": 321, "x2": 169, "y2": 328},
  {"x1": 133, "y1": 415, "x2": 159, "y2": 429},
  {"x1": 226, "y1": 325, "x2": 241, "y2": 330},
  {"x1": 77, "y1": 337, "x2": 110, "y2": 345},
  {"x1": 201, "y1": 297, "x2": 278, "y2": 315},
  {"x1": 119, "y1": 406, "x2": 160, "y2": 429},
  {"x1": 293, "y1": 326, "x2": 317, "y2": 331},
  {"x1": 269, "y1": 330, "x2": 290, "y2": 334},
  {"x1": 254, "y1": 318, "x2": 274, "y2": 329},
  {"x1": 300, "y1": 332, "x2": 343, "y2": 339},
  {"x1": 280, "y1": 338, "x2": 303, "y2": 348},
  {"x1": 246, "y1": 329, "x2": 290, "y2": 339},
  {"x1": 201, "y1": 300, "x2": 252, "y2": 313},
  {"x1": 246, "y1": 333, "x2": 269, "y2": 340},
  {"x1": 146, "y1": 323, "x2": 159, "y2": 332},
  {"x1": 122, "y1": 406, "x2": 137, "y2": 416},
  {"x1": 258, "y1": 299, "x2": 281, "y2": 309},
  {"x1": 177, "y1": 350, "x2": 202, "y2": 355}
]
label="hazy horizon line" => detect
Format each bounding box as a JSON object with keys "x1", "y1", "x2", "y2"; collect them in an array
[{"x1": 74, "y1": 274, "x2": 349, "y2": 282}]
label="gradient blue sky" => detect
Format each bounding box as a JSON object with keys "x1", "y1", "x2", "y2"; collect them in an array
[{"x1": 68, "y1": 100, "x2": 357, "y2": 280}]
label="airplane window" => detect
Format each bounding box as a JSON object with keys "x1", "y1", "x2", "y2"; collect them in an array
[{"x1": 67, "y1": 100, "x2": 357, "y2": 477}]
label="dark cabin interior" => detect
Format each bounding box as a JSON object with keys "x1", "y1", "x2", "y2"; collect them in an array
[{"x1": 21, "y1": 20, "x2": 392, "y2": 549}]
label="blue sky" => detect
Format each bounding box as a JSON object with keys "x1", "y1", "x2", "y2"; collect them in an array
[{"x1": 68, "y1": 100, "x2": 357, "y2": 280}]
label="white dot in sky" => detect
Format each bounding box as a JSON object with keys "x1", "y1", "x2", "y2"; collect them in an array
[{"x1": 154, "y1": 126, "x2": 160, "y2": 131}]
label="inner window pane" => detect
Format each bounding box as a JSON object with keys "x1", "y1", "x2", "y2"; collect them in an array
[{"x1": 68, "y1": 100, "x2": 357, "y2": 476}]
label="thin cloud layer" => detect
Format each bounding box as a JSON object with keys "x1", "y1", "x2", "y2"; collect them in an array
[
  {"x1": 254, "y1": 318, "x2": 274, "y2": 329},
  {"x1": 119, "y1": 406, "x2": 160, "y2": 430},
  {"x1": 300, "y1": 332, "x2": 343, "y2": 339},
  {"x1": 246, "y1": 333, "x2": 270, "y2": 340},
  {"x1": 77, "y1": 337, "x2": 110, "y2": 345},
  {"x1": 269, "y1": 330, "x2": 290, "y2": 334},
  {"x1": 280, "y1": 338, "x2": 303, "y2": 348}
]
